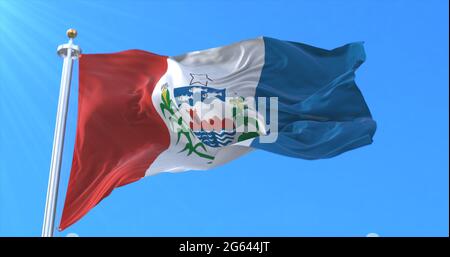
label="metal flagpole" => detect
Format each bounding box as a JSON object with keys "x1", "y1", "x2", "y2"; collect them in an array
[{"x1": 42, "y1": 29, "x2": 81, "y2": 237}]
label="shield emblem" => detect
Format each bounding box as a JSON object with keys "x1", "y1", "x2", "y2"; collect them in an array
[{"x1": 173, "y1": 85, "x2": 235, "y2": 148}]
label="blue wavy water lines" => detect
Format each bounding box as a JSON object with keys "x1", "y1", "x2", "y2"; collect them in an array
[{"x1": 193, "y1": 130, "x2": 236, "y2": 148}]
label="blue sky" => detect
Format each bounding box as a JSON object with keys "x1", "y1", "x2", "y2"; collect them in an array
[{"x1": 0, "y1": 0, "x2": 448, "y2": 236}]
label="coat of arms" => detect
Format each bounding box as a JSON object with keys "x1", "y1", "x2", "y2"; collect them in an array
[{"x1": 159, "y1": 74, "x2": 261, "y2": 162}]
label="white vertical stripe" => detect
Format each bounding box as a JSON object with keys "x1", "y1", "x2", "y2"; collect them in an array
[{"x1": 146, "y1": 37, "x2": 265, "y2": 176}]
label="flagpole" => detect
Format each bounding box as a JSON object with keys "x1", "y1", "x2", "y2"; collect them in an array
[{"x1": 42, "y1": 29, "x2": 81, "y2": 237}]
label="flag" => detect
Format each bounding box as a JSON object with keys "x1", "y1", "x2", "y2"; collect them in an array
[{"x1": 59, "y1": 37, "x2": 376, "y2": 230}]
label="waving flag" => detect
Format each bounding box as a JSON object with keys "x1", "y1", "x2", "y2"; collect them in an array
[{"x1": 59, "y1": 37, "x2": 376, "y2": 230}]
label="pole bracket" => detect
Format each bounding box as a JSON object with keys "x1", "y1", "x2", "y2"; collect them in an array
[{"x1": 57, "y1": 43, "x2": 81, "y2": 58}]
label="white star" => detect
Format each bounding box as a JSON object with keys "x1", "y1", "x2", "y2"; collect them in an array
[{"x1": 189, "y1": 73, "x2": 213, "y2": 86}]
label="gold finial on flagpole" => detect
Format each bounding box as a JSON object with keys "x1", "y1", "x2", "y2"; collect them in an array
[
  {"x1": 57, "y1": 29, "x2": 81, "y2": 58},
  {"x1": 66, "y1": 28, "x2": 77, "y2": 39}
]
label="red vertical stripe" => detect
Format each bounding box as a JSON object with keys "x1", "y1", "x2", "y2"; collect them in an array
[{"x1": 59, "y1": 50, "x2": 170, "y2": 230}]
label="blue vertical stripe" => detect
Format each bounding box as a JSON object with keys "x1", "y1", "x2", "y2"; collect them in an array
[{"x1": 251, "y1": 37, "x2": 376, "y2": 159}]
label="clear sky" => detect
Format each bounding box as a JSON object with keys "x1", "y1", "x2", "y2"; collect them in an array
[{"x1": 0, "y1": 0, "x2": 448, "y2": 237}]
